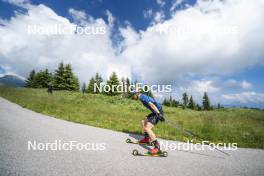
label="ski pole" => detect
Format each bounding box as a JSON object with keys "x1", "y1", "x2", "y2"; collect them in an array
[{"x1": 165, "y1": 117, "x2": 230, "y2": 156}]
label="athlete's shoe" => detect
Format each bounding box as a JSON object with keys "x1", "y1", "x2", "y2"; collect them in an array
[
  {"x1": 149, "y1": 147, "x2": 160, "y2": 154},
  {"x1": 138, "y1": 137, "x2": 150, "y2": 144}
]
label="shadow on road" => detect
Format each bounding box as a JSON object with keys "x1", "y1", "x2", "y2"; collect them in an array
[{"x1": 123, "y1": 132, "x2": 152, "y2": 150}]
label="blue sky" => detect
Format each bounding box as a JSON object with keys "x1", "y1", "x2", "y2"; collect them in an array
[{"x1": 0, "y1": 0, "x2": 264, "y2": 108}]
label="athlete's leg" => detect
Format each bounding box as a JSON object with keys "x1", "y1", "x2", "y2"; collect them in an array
[
  {"x1": 145, "y1": 122, "x2": 161, "y2": 153},
  {"x1": 143, "y1": 122, "x2": 156, "y2": 141},
  {"x1": 144, "y1": 115, "x2": 161, "y2": 153},
  {"x1": 139, "y1": 118, "x2": 150, "y2": 143},
  {"x1": 141, "y1": 118, "x2": 148, "y2": 131}
]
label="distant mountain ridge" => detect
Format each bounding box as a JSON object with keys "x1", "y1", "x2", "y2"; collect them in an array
[{"x1": 0, "y1": 75, "x2": 25, "y2": 87}]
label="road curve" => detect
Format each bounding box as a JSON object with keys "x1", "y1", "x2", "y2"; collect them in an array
[{"x1": 0, "y1": 97, "x2": 263, "y2": 176}]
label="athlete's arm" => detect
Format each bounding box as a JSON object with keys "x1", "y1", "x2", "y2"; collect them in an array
[{"x1": 148, "y1": 102, "x2": 160, "y2": 114}]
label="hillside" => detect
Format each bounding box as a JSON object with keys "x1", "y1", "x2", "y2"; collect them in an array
[
  {"x1": 0, "y1": 86, "x2": 263, "y2": 149},
  {"x1": 0, "y1": 75, "x2": 25, "y2": 87}
]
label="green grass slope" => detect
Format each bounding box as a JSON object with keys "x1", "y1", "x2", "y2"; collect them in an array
[{"x1": 0, "y1": 86, "x2": 263, "y2": 149}]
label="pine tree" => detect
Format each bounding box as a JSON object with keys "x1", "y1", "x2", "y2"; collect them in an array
[
  {"x1": 126, "y1": 77, "x2": 130, "y2": 87},
  {"x1": 125, "y1": 77, "x2": 134, "y2": 98},
  {"x1": 217, "y1": 103, "x2": 221, "y2": 109},
  {"x1": 182, "y1": 92, "x2": 189, "y2": 109},
  {"x1": 53, "y1": 62, "x2": 79, "y2": 91},
  {"x1": 94, "y1": 72, "x2": 103, "y2": 88},
  {"x1": 43, "y1": 69, "x2": 53, "y2": 87},
  {"x1": 121, "y1": 77, "x2": 126, "y2": 98},
  {"x1": 34, "y1": 71, "x2": 43, "y2": 88},
  {"x1": 64, "y1": 64, "x2": 79, "y2": 91},
  {"x1": 73, "y1": 76, "x2": 80, "y2": 91},
  {"x1": 169, "y1": 96, "x2": 173, "y2": 107},
  {"x1": 172, "y1": 99, "x2": 179, "y2": 107},
  {"x1": 53, "y1": 62, "x2": 65, "y2": 90},
  {"x1": 162, "y1": 98, "x2": 169, "y2": 106},
  {"x1": 86, "y1": 73, "x2": 103, "y2": 93},
  {"x1": 121, "y1": 77, "x2": 125, "y2": 86},
  {"x1": 81, "y1": 82, "x2": 86, "y2": 93},
  {"x1": 163, "y1": 96, "x2": 179, "y2": 107},
  {"x1": 34, "y1": 69, "x2": 53, "y2": 88},
  {"x1": 106, "y1": 72, "x2": 120, "y2": 96},
  {"x1": 188, "y1": 96, "x2": 196, "y2": 110},
  {"x1": 197, "y1": 104, "x2": 202, "y2": 111},
  {"x1": 25, "y1": 70, "x2": 36, "y2": 88},
  {"x1": 87, "y1": 77, "x2": 96, "y2": 93},
  {"x1": 202, "y1": 92, "x2": 211, "y2": 110}
]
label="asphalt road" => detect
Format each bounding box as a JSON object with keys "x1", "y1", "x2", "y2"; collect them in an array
[{"x1": 0, "y1": 97, "x2": 263, "y2": 176}]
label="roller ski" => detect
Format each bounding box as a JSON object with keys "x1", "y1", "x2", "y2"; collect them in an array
[
  {"x1": 132, "y1": 149, "x2": 168, "y2": 157},
  {"x1": 126, "y1": 137, "x2": 153, "y2": 146},
  {"x1": 132, "y1": 139, "x2": 168, "y2": 157}
]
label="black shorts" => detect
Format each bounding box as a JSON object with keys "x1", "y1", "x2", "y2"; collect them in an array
[{"x1": 147, "y1": 113, "x2": 160, "y2": 125}]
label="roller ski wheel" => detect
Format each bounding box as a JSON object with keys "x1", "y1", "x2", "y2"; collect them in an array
[
  {"x1": 132, "y1": 149, "x2": 168, "y2": 157},
  {"x1": 126, "y1": 138, "x2": 132, "y2": 143},
  {"x1": 161, "y1": 151, "x2": 168, "y2": 157},
  {"x1": 132, "y1": 149, "x2": 139, "y2": 156},
  {"x1": 126, "y1": 138, "x2": 153, "y2": 146}
]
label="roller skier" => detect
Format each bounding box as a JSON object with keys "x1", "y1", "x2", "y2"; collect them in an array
[{"x1": 132, "y1": 92, "x2": 165, "y2": 154}]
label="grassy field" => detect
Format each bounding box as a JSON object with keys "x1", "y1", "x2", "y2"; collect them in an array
[{"x1": 0, "y1": 86, "x2": 263, "y2": 149}]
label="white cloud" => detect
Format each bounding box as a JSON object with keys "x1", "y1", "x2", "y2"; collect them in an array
[
  {"x1": 143, "y1": 9, "x2": 153, "y2": 19},
  {"x1": 119, "y1": 25, "x2": 140, "y2": 47},
  {"x1": 224, "y1": 79, "x2": 253, "y2": 90},
  {"x1": 189, "y1": 80, "x2": 220, "y2": 94},
  {"x1": 179, "y1": 78, "x2": 255, "y2": 105},
  {"x1": 69, "y1": 8, "x2": 87, "y2": 22},
  {"x1": 0, "y1": 0, "x2": 264, "y2": 96},
  {"x1": 120, "y1": 0, "x2": 264, "y2": 83},
  {"x1": 68, "y1": 8, "x2": 96, "y2": 26},
  {"x1": 153, "y1": 11, "x2": 165, "y2": 23},
  {"x1": 175, "y1": 79, "x2": 220, "y2": 104},
  {"x1": 241, "y1": 80, "x2": 252, "y2": 90},
  {"x1": 2, "y1": 0, "x2": 29, "y2": 7},
  {"x1": 222, "y1": 92, "x2": 264, "y2": 104},
  {"x1": 0, "y1": 4, "x2": 130, "y2": 83},
  {"x1": 159, "y1": 78, "x2": 256, "y2": 105},
  {"x1": 105, "y1": 10, "x2": 115, "y2": 28},
  {"x1": 156, "y1": 0, "x2": 165, "y2": 7},
  {"x1": 170, "y1": 0, "x2": 185, "y2": 13}
]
